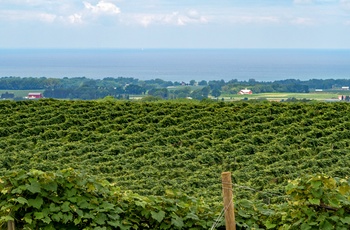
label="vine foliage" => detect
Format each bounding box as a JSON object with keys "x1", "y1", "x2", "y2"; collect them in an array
[
  {"x1": 1, "y1": 170, "x2": 350, "y2": 229},
  {"x1": 0, "y1": 169, "x2": 217, "y2": 229}
]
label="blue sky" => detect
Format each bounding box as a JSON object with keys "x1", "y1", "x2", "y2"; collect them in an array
[{"x1": 1, "y1": 0, "x2": 350, "y2": 48}]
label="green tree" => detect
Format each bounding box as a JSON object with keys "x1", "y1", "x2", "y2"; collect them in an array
[
  {"x1": 211, "y1": 89, "x2": 221, "y2": 98},
  {"x1": 201, "y1": 86, "x2": 210, "y2": 98},
  {"x1": 125, "y1": 84, "x2": 146, "y2": 95},
  {"x1": 148, "y1": 88, "x2": 169, "y2": 99},
  {"x1": 190, "y1": 89, "x2": 204, "y2": 100},
  {"x1": 198, "y1": 80, "x2": 208, "y2": 86}
]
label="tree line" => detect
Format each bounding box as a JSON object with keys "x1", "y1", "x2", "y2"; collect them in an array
[{"x1": 1, "y1": 76, "x2": 350, "y2": 100}]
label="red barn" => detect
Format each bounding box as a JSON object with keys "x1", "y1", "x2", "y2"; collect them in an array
[
  {"x1": 27, "y1": 93, "x2": 43, "y2": 99},
  {"x1": 238, "y1": 89, "x2": 253, "y2": 95}
]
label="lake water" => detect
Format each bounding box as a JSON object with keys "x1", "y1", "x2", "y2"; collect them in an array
[{"x1": 0, "y1": 49, "x2": 350, "y2": 82}]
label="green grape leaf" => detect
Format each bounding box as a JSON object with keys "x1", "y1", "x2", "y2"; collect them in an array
[
  {"x1": 151, "y1": 210, "x2": 165, "y2": 223},
  {"x1": 308, "y1": 198, "x2": 320, "y2": 205},
  {"x1": 171, "y1": 214, "x2": 184, "y2": 228},
  {"x1": 320, "y1": 220, "x2": 333, "y2": 230},
  {"x1": 15, "y1": 197, "x2": 28, "y2": 205},
  {"x1": 26, "y1": 180, "x2": 41, "y2": 194},
  {"x1": 42, "y1": 182, "x2": 58, "y2": 192},
  {"x1": 49, "y1": 203, "x2": 61, "y2": 212},
  {"x1": 265, "y1": 220, "x2": 277, "y2": 229},
  {"x1": 34, "y1": 212, "x2": 44, "y2": 220},
  {"x1": 28, "y1": 196, "x2": 44, "y2": 209},
  {"x1": 300, "y1": 222, "x2": 311, "y2": 230},
  {"x1": 95, "y1": 213, "x2": 107, "y2": 225},
  {"x1": 341, "y1": 216, "x2": 350, "y2": 224}
]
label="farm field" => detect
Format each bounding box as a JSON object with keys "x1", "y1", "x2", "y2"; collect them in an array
[
  {"x1": 0, "y1": 89, "x2": 346, "y2": 102},
  {"x1": 1, "y1": 99, "x2": 350, "y2": 196},
  {"x1": 1, "y1": 99, "x2": 350, "y2": 228},
  {"x1": 0, "y1": 90, "x2": 45, "y2": 98},
  {"x1": 223, "y1": 92, "x2": 343, "y2": 101}
]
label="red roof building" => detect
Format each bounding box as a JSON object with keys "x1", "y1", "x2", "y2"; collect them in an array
[
  {"x1": 27, "y1": 93, "x2": 43, "y2": 99},
  {"x1": 238, "y1": 89, "x2": 253, "y2": 95}
]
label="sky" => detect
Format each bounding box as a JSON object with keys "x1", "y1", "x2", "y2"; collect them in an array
[{"x1": 1, "y1": 0, "x2": 350, "y2": 49}]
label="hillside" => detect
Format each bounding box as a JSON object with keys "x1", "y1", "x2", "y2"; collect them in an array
[{"x1": 1, "y1": 99, "x2": 350, "y2": 205}]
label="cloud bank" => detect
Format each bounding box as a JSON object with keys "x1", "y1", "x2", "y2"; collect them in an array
[
  {"x1": 128, "y1": 10, "x2": 208, "y2": 27},
  {"x1": 83, "y1": 1, "x2": 121, "y2": 15}
]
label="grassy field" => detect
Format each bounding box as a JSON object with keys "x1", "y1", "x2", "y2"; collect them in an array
[
  {"x1": 167, "y1": 85, "x2": 204, "y2": 91},
  {"x1": 0, "y1": 89, "x2": 346, "y2": 102},
  {"x1": 222, "y1": 92, "x2": 342, "y2": 101},
  {"x1": 0, "y1": 90, "x2": 45, "y2": 98}
]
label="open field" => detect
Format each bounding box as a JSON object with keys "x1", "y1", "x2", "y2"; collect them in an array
[
  {"x1": 0, "y1": 89, "x2": 347, "y2": 102},
  {"x1": 0, "y1": 89, "x2": 45, "y2": 98},
  {"x1": 222, "y1": 92, "x2": 343, "y2": 101},
  {"x1": 167, "y1": 85, "x2": 204, "y2": 91}
]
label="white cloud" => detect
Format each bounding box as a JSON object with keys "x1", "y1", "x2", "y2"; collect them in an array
[
  {"x1": 83, "y1": 1, "x2": 121, "y2": 15},
  {"x1": 293, "y1": 0, "x2": 339, "y2": 4},
  {"x1": 290, "y1": 17, "x2": 315, "y2": 25},
  {"x1": 0, "y1": 0, "x2": 343, "y2": 29},
  {"x1": 68, "y1": 13, "x2": 83, "y2": 24},
  {"x1": 0, "y1": 10, "x2": 58, "y2": 23},
  {"x1": 230, "y1": 16, "x2": 280, "y2": 24},
  {"x1": 38, "y1": 13, "x2": 57, "y2": 23},
  {"x1": 294, "y1": 0, "x2": 313, "y2": 4},
  {"x1": 0, "y1": 1, "x2": 121, "y2": 25},
  {"x1": 0, "y1": 1, "x2": 81, "y2": 24},
  {"x1": 128, "y1": 10, "x2": 207, "y2": 27}
]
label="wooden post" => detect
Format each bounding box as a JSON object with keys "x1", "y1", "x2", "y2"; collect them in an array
[
  {"x1": 221, "y1": 172, "x2": 236, "y2": 230},
  {"x1": 8, "y1": 220, "x2": 15, "y2": 230}
]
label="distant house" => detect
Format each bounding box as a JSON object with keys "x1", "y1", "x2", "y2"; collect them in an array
[
  {"x1": 342, "y1": 86, "x2": 349, "y2": 90},
  {"x1": 27, "y1": 93, "x2": 43, "y2": 99},
  {"x1": 1, "y1": 92, "x2": 14, "y2": 99},
  {"x1": 238, "y1": 89, "x2": 253, "y2": 95},
  {"x1": 181, "y1": 82, "x2": 188, "y2": 86},
  {"x1": 339, "y1": 95, "x2": 350, "y2": 101}
]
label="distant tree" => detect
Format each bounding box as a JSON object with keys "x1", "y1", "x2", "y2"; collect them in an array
[
  {"x1": 227, "y1": 79, "x2": 238, "y2": 84},
  {"x1": 249, "y1": 78, "x2": 256, "y2": 84},
  {"x1": 190, "y1": 89, "x2": 205, "y2": 100},
  {"x1": 211, "y1": 89, "x2": 221, "y2": 98},
  {"x1": 198, "y1": 80, "x2": 208, "y2": 86},
  {"x1": 173, "y1": 87, "x2": 191, "y2": 98},
  {"x1": 80, "y1": 80, "x2": 96, "y2": 88},
  {"x1": 144, "y1": 78, "x2": 173, "y2": 88},
  {"x1": 44, "y1": 78, "x2": 61, "y2": 90},
  {"x1": 189, "y1": 80, "x2": 196, "y2": 86},
  {"x1": 208, "y1": 80, "x2": 225, "y2": 90},
  {"x1": 113, "y1": 86, "x2": 125, "y2": 95},
  {"x1": 148, "y1": 88, "x2": 169, "y2": 99},
  {"x1": 125, "y1": 84, "x2": 146, "y2": 95},
  {"x1": 201, "y1": 86, "x2": 211, "y2": 98}
]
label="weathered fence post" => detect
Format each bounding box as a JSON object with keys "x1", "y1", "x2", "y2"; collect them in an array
[
  {"x1": 221, "y1": 172, "x2": 236, "y2": 230},
  {"x1": 8, "y1": 220, "x2": 15, "y2": 230}
]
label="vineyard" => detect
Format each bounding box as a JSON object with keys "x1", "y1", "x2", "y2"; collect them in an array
[{"x1": 1, "y1": 99, "x2": 350, "y2": 229}]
